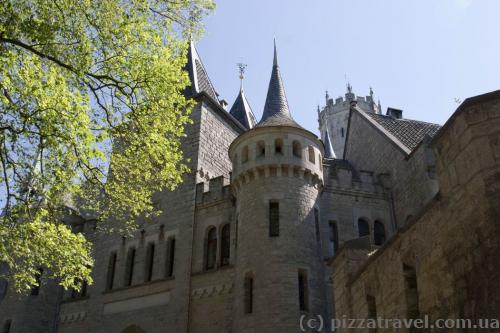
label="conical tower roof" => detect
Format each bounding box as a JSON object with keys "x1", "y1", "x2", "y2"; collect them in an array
[
  {"x1": 256, "y1": 41, "x2": 301, "y2": 128},
  {"x1": 229, "y1": 88, "x2": 257, "y2": 130},
  {"x1": 323, "y1": 128, "x2": 336, "y2": 159},
  {"x1": 185, "y1": 40, "x2": 219, "y2": 101}
]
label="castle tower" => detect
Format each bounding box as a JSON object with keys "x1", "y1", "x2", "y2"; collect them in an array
[
  {"x1": 229, "y1": 42, "x2": 327, "y2": 332},
  {"x1": 229, "y1": 63, "x2": 257, "y2": 129},
  {"x1": 318, "y1": 85, "x2": 382, "y2": 158}
]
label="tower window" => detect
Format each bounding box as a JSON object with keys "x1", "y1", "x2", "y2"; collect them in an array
[
  {"x1": 145, "y1": 242, "x2": 155, "y2": 282},
  {"x1": 244, "y1": 273, "x2": 254, "y2": 314},
  {"x1": 403, "y1": 264, "x2": 420, "y2": 320},
  {"x1": 220, "y1": 224, "x2": 231, "y2": 266},
  {"x1": 374, "y1": 221, "x2": 386, "y2": 246},
  {"x1": 358, "y1": 219, "x2": 370, "y2": 238},
  {"x1": 298, "y1": 269, "x2": 309, "y2": 312},
  {"x1": 166, "y1": 237, "x2": 176, "y2": 277},
  {"x1": 205, "y1": 227, "x2": 217, "y2": 270},
  {"x1": 314, "y1": 208, "x2": 320, "y2": 242},
  {"x1": 269, "y1": 201, "x2": 279, "y2": 237},
  {"x1": 106, "y1": 252, "x2": 117, "y2": 290},
  {"x1": 241, "y1": 146, "x2": 249, "y2": 163},
  {"x1": 3, "y1": 320, "x2": 11, "y2": 333},
  {"x1": 329, "y1": 221, "x2": 339, "y2": 255},
  {"x1": 124, "y1": 247, "x2": 136, "y2": 286},
  {"x1": 308, "y1": 146, "x2": 315, "y2": 164},
  {"x1": 257, "y1": 141, "x2": 266, "y2": 158},
  {"x1": 292, "y1": 141, "x2": 302, "y2": 158},
  {"x1": 341, "y1": 128, "x2": 345, "y2": 138},
  {"x1": 274, "y1": 138, "x2": 283, "y2": 155}
]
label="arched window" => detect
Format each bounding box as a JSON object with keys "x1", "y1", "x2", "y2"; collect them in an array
[
  {"x1": 244, "y1": 272, "x2": 254, "y2": 314},
  {"x1": 205, "y1": 227, "x2": 217, "y2": 270},
  {"x1": 256, "y1": 141, "x2": 266, "y2": 158},
  {"x1": 374, "y1": 221, "x2": 386, "y2": 246},
  {"x1": 358, "y1": 219, "x2": 370, "y2": 238},
  {"x1": 308, "y1": 146, "x2": 315, "y2": 164},
  {"x1": 329, "y1": 221, "x2": 339, "y2": 255},
  {"x1": 241, "y1": 146, "x2": 249, "y2": 163},
  {"x1": 220, "y1": 224, "x2": 230, "y2": 266},
  {"x1": 292, "y1": 141, "x2": 302, "y2": 158},
  {"x1": 274, "y1": 138, "x2": 283, "y2": 155}
]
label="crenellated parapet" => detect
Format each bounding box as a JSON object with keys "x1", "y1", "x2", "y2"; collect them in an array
[
  {"x1": 195, "y1": 176, "x2": 233, "y2": 207},
  {"x1": 323, "y1": 159, "x2": 386, "y2": 195}
]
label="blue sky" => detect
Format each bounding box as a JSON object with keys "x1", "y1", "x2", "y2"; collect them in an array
[{"x1": 196, "y1": 0, "x2": 500, "y2": 134}]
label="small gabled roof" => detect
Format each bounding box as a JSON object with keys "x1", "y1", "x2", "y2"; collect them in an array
[
  {"x1": 365, "y1": 113, "x2": 441, "y2": 152},
  {"x1": 185, "y1": 41, "x2": 219, "y2": 101},
  {"x1": 229, "y1": 88, "x2": 257, "y2": 130},
  {"x1": 256, "y1": 41, "x2": 301, "y2": 128}
]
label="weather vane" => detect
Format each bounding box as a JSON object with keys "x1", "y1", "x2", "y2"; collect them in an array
[{"x1": 237, "y1": 63, "x2": 247, "y2": 80}]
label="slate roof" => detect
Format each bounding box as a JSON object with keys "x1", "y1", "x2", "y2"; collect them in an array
[
  {"x1": 229, "y1": 88, "x2": 257, "y2": 130},
  {"x1": 365, "y1": 113, "x2": 441, "y2": 151},
  {"x1": 323, "y1": 128, "x2": 336, "y2": 159},
  {"x1": 185, "y1": 41, "x2": 219, "y2": 101},
  {"x1": 256, "y1": 41, "x2": 302, "y2": 128}
]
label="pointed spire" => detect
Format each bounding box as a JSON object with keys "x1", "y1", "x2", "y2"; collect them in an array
[
  {"x1": 323, "y1": 127, "x2": 336, "y2": 159},
  {"x1": 185, "y1": 41, "x2": 219, "y2": 101},
  {"x1": 230, "y1": 64, "x2": 256, "y2": 130},
  {"x1": 257, "y1": 40, "x2": 301, "y2": 128}
]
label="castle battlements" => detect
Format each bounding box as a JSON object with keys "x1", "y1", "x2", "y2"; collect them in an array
[
  {"x1": 195, "y1": 176, "x2": 232, "y2": 206},
  {"x1": 323, "y1": 159, "x2": 386, "y2": 195}
]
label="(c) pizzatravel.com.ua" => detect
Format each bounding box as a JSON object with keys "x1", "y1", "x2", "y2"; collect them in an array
[{"x1": 299, "y1": 314, "x2": 500, "y2": 331}]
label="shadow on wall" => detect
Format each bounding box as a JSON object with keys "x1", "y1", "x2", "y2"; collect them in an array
[{"x1": 122, "y1": 325, "x2": 146, "y2": 333}]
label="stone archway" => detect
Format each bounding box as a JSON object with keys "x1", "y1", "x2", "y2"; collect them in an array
[{"x1": 121, "y1": 325, "x2": 146, "y2": 333}]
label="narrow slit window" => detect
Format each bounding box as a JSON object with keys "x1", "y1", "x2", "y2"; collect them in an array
[
  {"x1": 293, "y1": 141, "x2": 302, "y2": 158},
  {"x1": 314, "y1": 208, "x2": 320, "y2": 242},
  {"x1": 275, "y1": 138, "x2": 283, "y2": 155},
  {"x1": 298, "y1": 269, "x2": 309, "y2": 312},
  {"x1": 329, "y1": 221, "x2": 339, "y2": 255},
  {"x1": 106, "y1": 252, "x2": 117, "y2": 290},
  {"x1": 166, "y1": 237, "x2": 176, "y2": 277},
  {"x1": 124, "y1": 247, "x2": 136, "y2": 287},
  {"x1": 244, "y1": 273, "x2": 253, "y2": 314},
  {"x1": 269, "y1": 201, "x2": 279, "y2": 237},
  {"x1": 374, "y1": 221, "x2": 386, "y2": 246},
  {"x1": 145, "y1": 242, "x2": 155, "y2": 282},
  {"x1": 308, "y1": 146, "x2": 315, "y2": 164},
  {"x1": 257, "y1": 141, "x2": 266, "y2": 158}
]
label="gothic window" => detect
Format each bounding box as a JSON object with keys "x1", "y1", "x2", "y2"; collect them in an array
[
  {"x1": 292, "y1": 141, "x2": 302, "y2": 158},
  {"x1": 298, "y1": 269, "x2": 309, "y2": 312},
  {"x1": 403, "y1": 264, "x2": 420, "y2": 320},
  {"x1": 205, "y1": 227, "x2": 217, "y2": 270},
  {"x1": 124, "y1": 247, "x2": 136, "y2": 286},
  {"x1": 314, "y1": 208, "x2": 320, "y2": 242},
  {"x1": 106, "y1": 252, "x2": 117, "y2": 290},
  {"x1": 244, "y1": 273, "x2": 253, "y2": 314},
  {"x1": 241, "y1": 146, "x2": 249, "y2": 163},
  {"x1": 30, "y1": 269, "x2": 42, "y2": 296},
  {"x1": 358, "y1": 219, "x2": 370, "y2": 238},
  {"x1": 144, "y1": 242, "x2": 155, "y2": 282},
  {"x1": 256, "y1": 141, "x2": 266, "y2": 158},
  {"x1": 308, "y1": 146, "x2": 315, "y2": 164},
  {"x1": 329, "y1": 221, "x2": 339, "y2": 255},
  {"x1": 269, "y1": 201, "x2": 279, "y2": 237},
  {"x1": 3, "y1": 320, "x2": 11, "y2": 333},
  {"x1": 274, "y1": 138, "x2": 283, "y2": 155},
  {"x1": 220, "y1": 224, "x2": 230, "y2": 266},
  {"x1": 166, "y1": 237, "x2": 176, "y2": 277},
  {"x1": 374, "y1": 221, "x2": 386, "y2": 246}
]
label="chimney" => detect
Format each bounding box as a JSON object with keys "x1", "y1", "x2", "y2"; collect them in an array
[{"x1": 386, "y1": 107, "x2": 403, "y2": 119}]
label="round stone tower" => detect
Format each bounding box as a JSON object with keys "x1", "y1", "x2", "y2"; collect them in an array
[{"x1": 229, "y1": 43, "x2": 326, "y2": 333}]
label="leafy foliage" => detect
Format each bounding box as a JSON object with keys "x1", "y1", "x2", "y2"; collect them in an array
[{"x1": 0, "y1": 0, "x2": 214, "y2": 293}]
